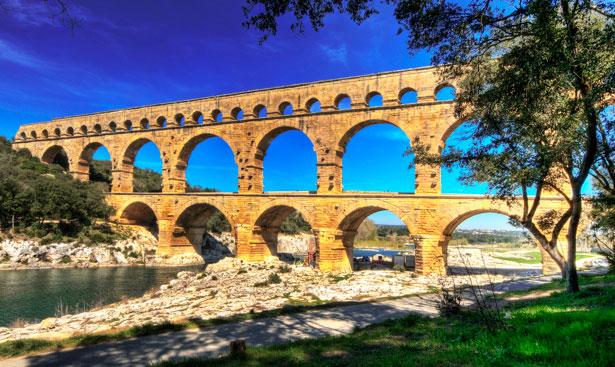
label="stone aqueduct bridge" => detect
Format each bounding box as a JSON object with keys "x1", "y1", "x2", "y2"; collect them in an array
[{"x1": 13, "y1": 66, "x2": 567, "y2": 274}]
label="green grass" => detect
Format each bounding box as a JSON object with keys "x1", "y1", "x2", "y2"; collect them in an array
[{"x1": 156, "y1": 274, "x2": 615, "y2": 367}]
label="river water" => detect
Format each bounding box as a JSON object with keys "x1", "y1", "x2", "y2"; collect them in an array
[
  {"x1": 0, "y1": 266, "x2": 202, "y2": 327},
  {"x1": 0, "y1": 249, "x2": 404, "y2": 327}
]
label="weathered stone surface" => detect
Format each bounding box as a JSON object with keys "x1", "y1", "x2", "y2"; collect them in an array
[{"x1": 12, "y1": 65, "x2": 572, "y2": 275}]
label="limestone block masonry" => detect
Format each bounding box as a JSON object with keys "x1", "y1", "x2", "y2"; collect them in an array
[{"x1": 13, "y1": 66, "x2": 571, "y2": 274}]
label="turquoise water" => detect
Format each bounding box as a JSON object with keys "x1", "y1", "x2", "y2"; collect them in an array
[{"x1": 0, "y1": 266, "x2": 203, "y2": 327}]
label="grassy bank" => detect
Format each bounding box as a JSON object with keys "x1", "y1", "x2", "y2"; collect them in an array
[{"x1": 157, "y1": 274, "x2": 615, "y2": 367}]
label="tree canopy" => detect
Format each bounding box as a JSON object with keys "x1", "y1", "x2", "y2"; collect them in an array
[
  {"x1": 243, "y1": 0, "x2": 615, "y2": 292},
  {"x1": 0, "y1": 137, "x2": 113, "y2": 232}
]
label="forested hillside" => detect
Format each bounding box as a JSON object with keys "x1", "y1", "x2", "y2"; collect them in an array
[{"x1": 0, "y1": 137, "x2": 114, "y2": 241}]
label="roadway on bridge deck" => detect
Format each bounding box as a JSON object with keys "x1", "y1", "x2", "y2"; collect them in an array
[{"x1": 4, "y1": 274, "x2": 565, "y2": 367}]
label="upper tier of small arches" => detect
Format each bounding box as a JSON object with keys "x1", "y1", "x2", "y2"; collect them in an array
[{"x1": 18, "y1": 78, "x2": 456, "y2": 142}]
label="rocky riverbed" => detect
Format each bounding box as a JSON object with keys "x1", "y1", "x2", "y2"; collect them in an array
[
  {"x1": 0, "y1": 254, "x2": 574, "y2": 343},
  {"x1": 0, "y1": 229, "x2": 313, "y2": 271}
]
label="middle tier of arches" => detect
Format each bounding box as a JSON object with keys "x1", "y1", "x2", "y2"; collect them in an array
[{"x1": 37, "y1": 106, "x2": 456, "y2": 195}]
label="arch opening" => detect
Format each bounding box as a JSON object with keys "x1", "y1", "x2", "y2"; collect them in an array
[
  {"x1": 254, "y1": 104, "x2": 267, "y2": 118},
  {"x1": 399, "y1": 88, "x2": 418, "y2": 104},
  {"x1": 339, "y1": 208, "x2": 414, "y2": 271},
  {"x1": 441, "y1": 121, "x2": 489, "y2": 194},
  {"x1": 435, "y1": 84, "x2": 456, "y2": 101},
  {"x1": 261, "y1": 128, "x2": 317, "y2": 192},
  {"x1": 212, "y1": 109, "x2": 223, "y2": 123},
  {"x1": 54, "y1": 128, "x2": 61, "y2": 137},
  {"x1": 444, "y1": 211, "x2": 540, "y2": 276},
  {"x1": 41, "y1": 145, "x2": 70, "y2": 172},
  {"x1": 253, "y1": 205, "x2": 314, "y2": 264},
  {"x1": 231, "y1": 107, "x2": 244, "y2": 121},
  {"x1": 367, "y1": 92, "x2": 383, "y2": 107},
  {"x1": 279, "y1": 102, "x2": 293, "y2": 115},
  {"x1": 181, "y1": 135, "x2": 238, "y2": 193},
  {"x1": 192, "y1": 111, "x2": 204, "y2": 124},
  {"x1": 81, "y1": 143, "x2": 113, "y2": 191},
  {"x1": 66, "y1": 127, "x2": 74, "y2": 136},
  {"x1": 335, "y1": 94, "x2": 352, "y2": 110},
  {"x1": 175, "y1": 203, "x2": 235, "y2": 262},
  {"x1": 341, "y1": 122, "x2": 414, "y2": 193},
  {"x1": 123, "y1": 139, "x2": 163, "y2": 193},
  {"x1": 307, "y1": 98, "x2": 321, "y2": 113},
  {"x1": 119, "y1": 202, "x2": 159, "y2": 240},
  {"x1": 124, "y1": 120, "x2": 133, "y2": 131},
  {"x1": 157, "y1": 116, "x2": 168, "y2": 128},
  {"x1": 109, "y1": 122, "x2": 117, "y2": 132}
]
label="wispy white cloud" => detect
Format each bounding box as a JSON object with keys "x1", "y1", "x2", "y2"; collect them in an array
[
  {"x1": 0, "y1": 38, "x2": 46, "y2": 68},
  {"x1": 319, "y1": 43, "x2": 348, "y2": 64}
]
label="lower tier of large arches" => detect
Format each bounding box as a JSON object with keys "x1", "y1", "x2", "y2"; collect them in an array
[{"x1": 108, "y1": 193, "x2": 572, "y2": 274}]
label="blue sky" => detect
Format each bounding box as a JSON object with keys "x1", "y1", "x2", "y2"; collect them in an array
[{"x1": 0, "y1": 0, "x2": 562, "y2": 231}]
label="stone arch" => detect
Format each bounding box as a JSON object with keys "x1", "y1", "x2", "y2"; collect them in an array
[
  {"x1": 337, "y1": 119, "x2": 414, "y2": 192},
  {"x1": 173, "y1": 114, "x2": 184, "y2": 127},
  {"x1": 19, "y1": 132, "x2": 27, "y2": 140},
  {"x1": 41, "y1": 145, "x2": 70, "y2": 172},
  {"x1": 94, "y1": 124, "x2": 102, "y2": 134},
  {"x1": 140, "y1": 118, "x2": 150, "y2": 130},
  {"x1": 109, "y1": 122, "x2": 117, "y2": 132},
  {"x1": 192, "y1": 111, "x2": 204, "y2": 124},
  {"x1": 54, "y1": 128, "x2": 62, "y2": 137},
  {"x1": 279, "y1": 101, "x2": 293, "y2": 115},
  {"x1": 443, "y1": 209, "x2": 511, "y2": 237},
  {"x1": 337, "y1": 119, "x2": 412, "y2": 153},
  {"x1": 366, "y1": 91, "x2": 383, "y2": 107},
  {"x1": 399, "y1": 88, "x2": 418, "y2": 104},
  {"x1": 77, "y1": 142, "x2": 113, "y2": 185},
  {"x1": 211, "y1": 109, "x2": 223, "y2": 122},
  {"x1": 173, "y1": 133, "x2": 238, "y2": 192},
  {"x1": 434, "y1": 83, "x2": 456, "y2": 101},
  {"x1": 42, "y1": 129, "x2": 49, "y2": 139},
  {"x1": 334, "y1": 94, "x2": 352, "y2": 110},
  {"x1": 335, "y1": 204, "x2": 414, "y2": 272},
  {"x1": 118, "y1": 201, "x2": 159, "y2": 239},
  {"x1": 439, "y1": 208, "x2": 543, "y2": 275},
  {"x1": 306, "y1": 98, "x2": 321, "y2": 113},
  {"x1": 120, "y1": 137, "x2": 163, "y2": 193},
  {"x1": 124, "y1": 120, "x2": 133, "y2": 131},
  {"x1": 250, "y1": 204, "x2": 314, "y2": 261},
  {"x1": 66, "y1": 127, "x2": 75, "y2": 136},
  {"x1": 173, "y1": 202, "x2": 237, "y2": 258},
  {"x1": 30, "y1": 130, "x2": 38, "y2": 139},
  {"x1": 254, "y1": 104, "x2": 267, "y2": 118},
  {"x1": 80, "y1": 125, "x2": 88, "y2": 135},
  {"x1": 157, "y1": 116, "x2": 168, "y2": 128},
  {"x1": 231, "y1": 107, "x2": 244, "y2": 121},
  {"x1": 440, "y1": 117, "x2": 471, "y2": 149},
  {"x1": 255, "y1": 126, "x2": 317, "y2": 192}
]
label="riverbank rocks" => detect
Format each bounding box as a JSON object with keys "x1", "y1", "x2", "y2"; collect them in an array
[{"x1": 1, "y1": 251, "x2": 582, "y2": 344}]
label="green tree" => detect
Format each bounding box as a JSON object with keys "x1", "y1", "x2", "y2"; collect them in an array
[
  {"x1": 0, "y1": 137, "x2": 113, "y2": 232},
  {"x1": 243, "y1": 0, "x2": 615, "y2": 292},
  {"x1": 280, "y1": 211, "x2": 312, "y2": 234},
  {"x1": 590, "y1": 106, "x2": 615, "y2": 270}
]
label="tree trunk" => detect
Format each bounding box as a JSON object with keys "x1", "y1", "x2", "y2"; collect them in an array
[{"x1": 566, "y1": 188, "x2": 583, "y2": 293}]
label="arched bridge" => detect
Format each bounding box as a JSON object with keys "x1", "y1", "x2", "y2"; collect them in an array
[{"x1": 13, "y1": 66, "x2": 569, "y2": 274}]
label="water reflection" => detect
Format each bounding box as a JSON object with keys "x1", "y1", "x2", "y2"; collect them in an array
[{"x1": 0, "y1": 266, "x2": 202, "y2": 326}]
